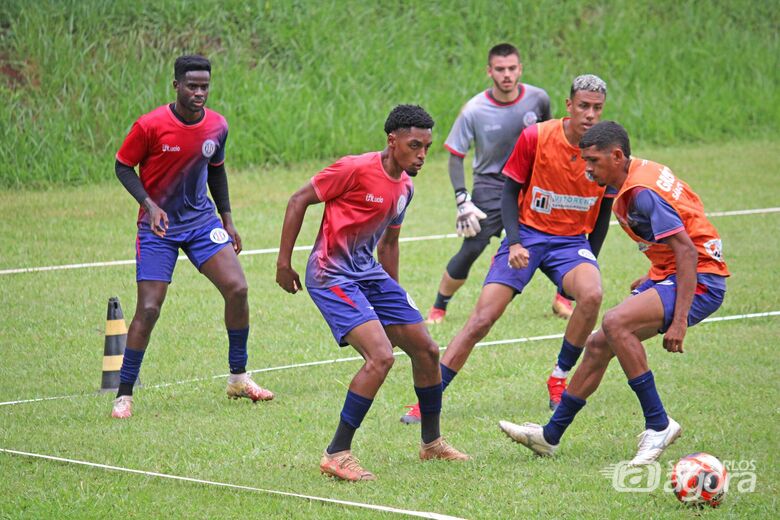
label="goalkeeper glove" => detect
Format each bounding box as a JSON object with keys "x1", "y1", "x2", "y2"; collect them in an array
[{"x1": 455, "y1": 190, "x2": 488, "y2": 238}]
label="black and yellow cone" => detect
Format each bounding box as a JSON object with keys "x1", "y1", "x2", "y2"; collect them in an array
[{"x1": 101, "y1": 297, "x2": 128, "y2": 392}]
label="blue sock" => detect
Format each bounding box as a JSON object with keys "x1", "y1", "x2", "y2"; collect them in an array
[
  {"x1": 628, "y1": 370, "x2": 669, "y2": 431},
  {"x1": 556, "y1": 338, "x2": 584, "y2": 372},
  {"x1": 228, "y1": 327, "x2": 249, "y2": 374},
  {"x1": 119, "y1": 347, "x2": 145, "y2": 385},
  {"x1": 415, "y1": 383, "x2": 442, "y2": 443},
  {"x1": 441, "y1": 363, "x2": 458, "y2": 392},
  {"x1": 542, "y1": 391, "x2": 587, "y2": 445},
  {"x1": 340, "y1": 390, "x2": 374, "y2": 429}
]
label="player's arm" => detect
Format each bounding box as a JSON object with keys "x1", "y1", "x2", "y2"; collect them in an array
[
  {"x1": 501, "y1": 125, "x2": 537, "y2": 269},
  {"x1": 377, "y1": 226, "x2": 401, "y2": 282},
  {"x1": 588, "y1": 196, "x2": 614, "y2": 257},
  {"x1": 207, "y1": 163, "x2": 242, "y2": 253},
  {"x1": 662, "y1": 230, "x2": 698, "y2": 353},
  {"x1": 276, "y1": 182, "x2": 320, "y2": 294},
  {"x1": 501, "y1": 178, "x2": 529, "y2": 269},
  {"x1": 115, "y1": 159, "x2": 168, "y2": 237}
]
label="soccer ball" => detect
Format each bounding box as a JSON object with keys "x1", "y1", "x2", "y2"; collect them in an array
[{"x1": 671, "y1": 453, "x2": 728, "y2": 508}]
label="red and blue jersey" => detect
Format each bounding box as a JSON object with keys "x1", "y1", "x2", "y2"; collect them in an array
[
  {"x1": 305, "y1": 152, "x2": 414, "y2": 289},
  {"x1": 116, "y1": 104, "x2": 228, "y2": 233}
]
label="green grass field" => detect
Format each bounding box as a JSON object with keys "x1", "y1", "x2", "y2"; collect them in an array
[
  {"x1": 0, "y1": 140, "x2": 778, "y2": 518},
  {"x1": 2, "y1": 0, "x2": 778, "y2": 186}
]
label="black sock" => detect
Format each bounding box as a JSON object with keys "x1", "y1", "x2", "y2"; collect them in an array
[
  {"x1": 421, "y1": 412, "x2": 441, "y2": 444},
  {"x1": 117, "y1": 382, "x2": 134, "y2": 397},
  {"x1": 433, "y1": 292, "x2": 452, "y2": 311},
  {"x1": 326, "y1": 419, "x2": 357, "y2": 454}
]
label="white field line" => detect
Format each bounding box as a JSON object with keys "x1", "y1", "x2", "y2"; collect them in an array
[
  {"x1": 1, "y1": 311, "x2": 778, "y2": 408},
  {"x1": 1, "y1": 207, "x2": 778, "y2": 276},
  {"x1": 0, "y1": 448, "x2": 464, "y2": 520}
]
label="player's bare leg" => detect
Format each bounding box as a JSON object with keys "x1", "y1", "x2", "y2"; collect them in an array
[
  {"x1": 202, "y1": 246, "x2": 273, "y2": 402},
  {"x1": 547, "y1": 264, "x2": 603, "y2": 411},
  {"x1": 504, "y1": 288, "x2": 680, "y2": 463},
  {"x1": 112, "y1": 281, "x2": 168, "y2": 419},
  {"x1": 441, "y1": 283, "x2": 515, "y2": 371},
  {"x1": 402, "y1": 283, "x2": 514, "y2": 424},
  {"x1": 320, "y1": 320, "x2": 394, "y2": 481},
  {"x1": 387, "y1": 323, "x2": 469, "y2": 461}
]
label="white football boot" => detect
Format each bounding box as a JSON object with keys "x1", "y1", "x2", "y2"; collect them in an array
[
  {"x1": 629, "y1": 417, "x2": 682, "y2": 466},
  {"x1": 499, "y1": 421, "x2": 558, "y2": 457}
]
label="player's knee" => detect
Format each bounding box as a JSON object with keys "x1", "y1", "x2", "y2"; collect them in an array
[
  {"x1": 467, "y1": 310, "x2": 497, "y2": 340},
  {"x1": 417, "y1": 339, "x2": 440, "y2": 366},
  {"x1": 601, "y1": 309, "x2": 627, "y2": 341},
  {"x1": 365, "y1": 349, "x2": 395, "y2": 378},
  {"x1": 575, "y1": 286, "x2": 603, "y2": 313},
  {"x1": 224, "y1": 278, "x2": 248, "y2": 302},
  {"x1": 585, "y1": 332, "x2": 612, "y2": 360},
  {"x1": 136, "y1": 303, "x2": 161, "y2": 327}
]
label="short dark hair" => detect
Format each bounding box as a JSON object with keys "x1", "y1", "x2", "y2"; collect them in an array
[
  {"x1": 570, "y1": 74, "x2": 607, "y2": 100},
  {"x1": 384, "y1": 104, "x2": 435, "y2": 134},
  {"x1": 488, "y1": 43, "x2": 520, "y2": 64},
  {"x1": 174, "y1": 55, "x2": 211, "y2": 80},
  {"x1": 579, "y1": 121, "x2": 631, "y2": 157}
]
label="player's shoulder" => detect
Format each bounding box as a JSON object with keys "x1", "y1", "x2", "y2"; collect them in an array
[
  {"x1": 521, "y1": 83, "x2": 550, "y2": 101},
  {"x1": 135, "y1": 104, "x2": 171, "y2": 127},
  {"x1": 459, "y1": 90, "x2": 491, "y2": 114},
  {"x1": 205, "y1": 107, "x2": 228, "y2": 126}
]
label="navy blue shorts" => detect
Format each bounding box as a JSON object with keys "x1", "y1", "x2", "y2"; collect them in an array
[
  {"x1": 483, "y1": 233, "x2": 599, "y2": 297},
  {"x1": 307, "y1": 278, "x2": 423, "y2": 346},
  {"x1": 135, "y1": 216, "x2": 233, "y2": 283},
  {"x1": 632, "y1": 273, "x2": 727, "y2": 333}
]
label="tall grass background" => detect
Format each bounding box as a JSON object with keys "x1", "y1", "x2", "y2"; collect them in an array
[{"x1": 1, "y1": 0, "x2": 777, "y2": 187}]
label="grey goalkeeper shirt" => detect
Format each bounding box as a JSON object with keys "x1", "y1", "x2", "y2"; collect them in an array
[{"x1": 444, "y1": 84, "x2": 551, "y2": 190}]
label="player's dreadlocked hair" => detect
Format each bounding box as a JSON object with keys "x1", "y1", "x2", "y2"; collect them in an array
[
  {"x1": 174, "y1": 55, "x2": 211, "y2": 80},
  {"x1": 570, "y1": 74, "x2": 607, "y2": 99},
  {"x1": 384, "y1": 104, "x2": 435, "y2": 134},
  {"x1": 579, "y1": 121, "x2": 631, "y2": 157}
]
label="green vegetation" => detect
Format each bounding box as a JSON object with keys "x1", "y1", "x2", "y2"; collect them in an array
[
  {"x1": 1, "y1": 0, "x2": 778, "y2": 186},
  {"x1": 1, "y1": 142, "x2": 778, "y2": 518}
]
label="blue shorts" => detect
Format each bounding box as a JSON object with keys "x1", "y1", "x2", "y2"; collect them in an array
[
  {"x1": 136, "y1": 216, "x2": 233, "y2": 283},
  {"x1": 483, "y1": 231, "x2": 599, "y2": 297},
  {"x1": 308, "y1": 278, "x2": 423, "y2": 346},
  {"x1": 632, "y1": 273, "x2": 727, "y2": 333}
]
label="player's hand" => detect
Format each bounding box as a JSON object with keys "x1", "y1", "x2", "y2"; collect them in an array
[
  {"x1": 508, "y1": 243, "x2": 530, "y2": 269},
  {"x1": 630, "y1": 274, "x2": 650, "y2": 292},
  {"x1": 222, "y1": 217, "x2": 243, "y2": 254},
  {"x1": 663, "y1": 321, "x2": 687, "y2": 353},
  {"x1": 144, "y1": 198, "x2": 168, "y2": 237},
  {"x1": 276, "y1": 264, "x2": 302, "y2": 294},
  {"x1": 455, "y1": 191, "x2": 487, "y2": 238}
]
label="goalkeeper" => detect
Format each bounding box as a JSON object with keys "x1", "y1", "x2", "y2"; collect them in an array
[{"x1": 423, "y1": 43, "x2": 558, "y2": 329}]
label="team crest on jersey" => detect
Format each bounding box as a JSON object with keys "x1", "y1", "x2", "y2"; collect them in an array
[
  {"x1": 209, "y1": 228, "x2": 229, "y2": 244},
  {"x1": 202, "y1": 139, "x2": 217, "y2": 158},
  {"x1": 523, "y1": 111, "x2": 539, "y2": 126},
  {"x1": 397, "y1": 194, "x2": 407, "y2": 216},
  {"x1": 578, "y1": 249, "x2": 596, "y2": 261}
]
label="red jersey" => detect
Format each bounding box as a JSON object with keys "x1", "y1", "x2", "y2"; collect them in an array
[
  {"x1": 305, "y1": 152, "x2": 414, "y2": 289},
  {"x1": 613, "y1": 158, "x2": 730, "y2": 280},
  {"x1": 503, "y1": 118, "x2": 614, "y2": 236},
  {"x1": 116, "y1": 104, "x2": 228, "y2": 233}
]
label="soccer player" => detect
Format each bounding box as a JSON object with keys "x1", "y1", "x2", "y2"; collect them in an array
[
  {"x1": 499, "y1": 121, "x2": 729, "y2": 465},
  {"x1": 404, "y1": 75, "x2": 614, "y2": 420},
  {"x1": 111, "y1": 55, "x2": 273, "y2": 419},
  {"x1": 276, "y1": 105, "x2": 469, "y2": 481},
  {"x1": 425, "y1": 43, "x2": 570, "y2": 330}
]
